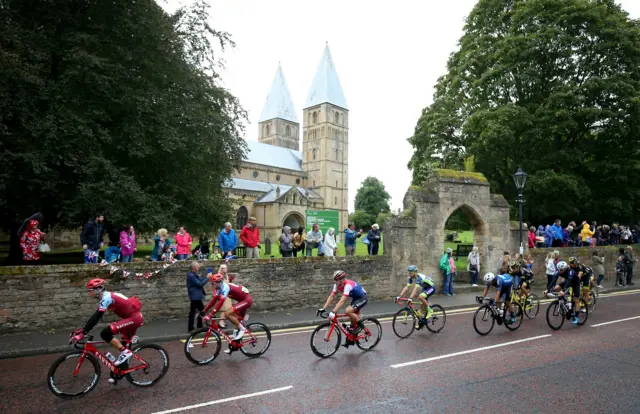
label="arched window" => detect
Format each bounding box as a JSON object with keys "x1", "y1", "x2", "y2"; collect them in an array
[
  {"x1": 313, "y1": 112, "x2": 317, "y2": 124},
  {"x1": 336, "y1": 180, "x2": 338, "y2": 187},
  {"x1": 341, "y1": 114, "x2": 344, "y2": 126},
  {"x1": 286, "y1": 125, "x2": 290, "y2": 136},
  {"x1": 334, "y1": 112, "x2": 339, "y2": 124},
  {"x1": 335, "y1": 149, "x2": 339, "y2": 160},
  {"x1": 236, "y1": 206, "x2": 248, "y2": 229},
  {"x1": 308, "y1": 113, "x2": 312, "y2": 124},
  {"x1": 292, "y1": 193, "x2": 297, "y2": 204},
  {"x1": 335, "y1": 196, "x2": 337, "y2": 205},
  {"x1": 312, "y1": 148, "x2": 317, "y2": 160},
  {"x1": 266, "y1": 124, "x2": 270, "y2": 136}
]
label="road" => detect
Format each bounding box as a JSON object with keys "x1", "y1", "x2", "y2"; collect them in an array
[{"x1": 2, "y1": 290, "x2": 640, "y2": 413}]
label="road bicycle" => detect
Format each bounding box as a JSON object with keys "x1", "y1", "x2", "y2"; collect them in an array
[
  {"x1": 581, "y1": 284, "x2": 597, "y2": 312},
  {"x1": 510, "y1": 283, "x2": 540, "y2": 319},
  {"x1": 472, "y1": 296, "x2": 523, "y2": 336},
  {"x1": 184, "y1": 316, "x2": 271, "y2": 365},
  {"x1": 545, "y1": 290, "x2": 588, "y2": 330},
  {"x1": 310, "y1": 310, "x2": 382, "y2": 358},
  {"x1": 391, "y1": 297, "x2": 446, "y2": 339},
  {"x1": 47, "y1": 333, "x2": 169, "y2": 399}
]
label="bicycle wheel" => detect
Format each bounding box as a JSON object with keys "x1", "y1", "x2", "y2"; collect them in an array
[
  {"x1": 473, "y1": 305, "x2": 495, "y2": 336},
  {"x1": 576, "y1": 298, "x2": 589, "y2": 326},
  {"x1": 505, "y1": 303, "x2": 524, "y2": 331},
  {"x1": 240, "y1": 323, "x2": 271, "y2": 358},
  {"x1": 47, "y1": 352, "x2": 101, "y2": 399},
  {"x1": 310, "y1": 322, "x2": 341, "y2": 358},
  {"x1": 425, "y1": 305, "x2": 446, "y2": 333},
  {"x1": 125, "y1": 343, "x2": 170, "y2": 387},
  {"x1": 546, "y1": 300, "x2": 565, "y2": 331},
  {"x1": 392, "y1": 307, "x2": 416, "y2": 339},
  {"x1": 585, "y1": 290, "x2": 596, "y2": 312},
  {"x1": 524, "y1": 294, "x2": 540, "y2": 319},
  {"x1": 356, "y1": 317, "x2": 382, "y2": 351},
  {"x1": 184, "y1": 328, "x2": 221, "y2": 365}
]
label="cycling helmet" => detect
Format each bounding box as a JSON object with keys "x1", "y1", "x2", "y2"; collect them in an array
[
  {"x1": 557, "y1": 261, "x2": 568, "y2": 271},
  {"x1": 407, "y1": 265, "x2": 418, "y2": 272},
  {"x1": 86, "y1": 278, "x2": 105, "y2": 290},
  {"x1": 483, "y1": 272, "x2": 495, "y2": 283},
  {"x1": 209, "y1": 273, "x2": 224, "y2": 283},
  {"x1": 568, "y1": 256, "x2": 579, "y2": 265},
  {"x1": 333, "y1": 270, "x2": 347, "y2": 281}
]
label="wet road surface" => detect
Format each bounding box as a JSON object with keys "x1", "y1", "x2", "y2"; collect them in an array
[{"x1": 2, "y1": 290, "x2": 640, "y2": 413}]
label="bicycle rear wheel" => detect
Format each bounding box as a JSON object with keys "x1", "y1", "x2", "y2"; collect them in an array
[
  {"x1": 125, "y1": 344, "x2": 169, "y2": 387},
  {"x1": 524, "y1": 294, "x2": 540, "y2": 319},
  {"x1": 505, "y1": 303, "x2": 523, "y2": 331},
  {"x1": 546, "y1": 300, "x2": 565, "y2": 330},
  {"x1": 392, "y1": 307, "x2": 416, "y2": 339},
  {"x1": 240, "y1": 323, "x2": 271, "y2": 358},
  {"x1": 473, "y1": 305, "x2": 495, "y2": 336},
  {"x1": 47, "y1": 352, "x2": 101, "y2": 399},
  {"x1": 310, "y1": 322, "x2": 341, "y2": 358},
  {"x1": 425, "y1": 305, "x2": 446, "y2": 333},
  {"x1": 576, "y1": 298, "x2": 589, "y2": 326},
  {"x1": 356, "y1": 317, "x2": 382, "y2": 351},
  {"x1": 185, "y1": 328, "x2": 221, "y2": 365},
  {"x1": 585, "y1": 290, "x2": 596, "y2": 312}
]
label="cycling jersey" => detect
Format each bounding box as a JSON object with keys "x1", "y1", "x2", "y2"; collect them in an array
[
  {"x1": 204, "y1": 282, "x2": 252, "y2": 314},
  {"x1": 408, "y1": 273, "x2": 435, "y2": 290},
  {"x1": 98, "y1": 292, "x2": 140, "y2": 319},
  {"x1": 486, "y1": 274, "x2": 513, "y2": 301},
  {"x1": 332, "y1": 279, "x2": 367, "y2": 299},
  {"x1": 563, "y1": 269, "x2": 581, "y2": 296}
]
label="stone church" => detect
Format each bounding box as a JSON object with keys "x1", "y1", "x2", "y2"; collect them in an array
[{"x1": 226, "y1": 45, "x2": 349, "y2": 242}]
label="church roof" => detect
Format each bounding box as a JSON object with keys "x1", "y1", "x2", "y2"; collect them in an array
[
  {"x1": 226, "y1": 178, "x2": 323, "y2": 204},
  {"x1": 244, "y1": 140, "x2": 302, "y2": 171},
  {"x1": 259, "y1": 64, "x2": 298, "y2": 123},
  {"x1": 305, "y1": 44, "x2": 348, "y2": 110}
]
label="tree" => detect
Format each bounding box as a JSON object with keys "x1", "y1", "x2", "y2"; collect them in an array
[
  {"x1": 0, "y1": 0, "x2": 246, "y2": 239},
  {"x1": 375, "y1": 212, "x2": 393, "y2": 230},
  {"x1": 348, "y1": 210, "x2": 374, "y2": 230},
  {"x1": 409, "y1": 0, "x2": 640, "y2": 225},
  {"x1": 354, "y1": 177, "x2": 391, "y2": 219}
]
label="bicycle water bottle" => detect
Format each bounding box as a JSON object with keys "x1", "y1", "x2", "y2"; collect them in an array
[
  {"x1": 566, "y1": 302, "x2": 572, "y2": 310},
  {"x1": 105, "y1": 352, "x2": 116, "y2": 363}
]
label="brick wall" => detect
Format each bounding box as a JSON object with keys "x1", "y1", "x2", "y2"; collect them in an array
[{"x1": 0, "y1": 256, "x2": 393, "y2": 333}]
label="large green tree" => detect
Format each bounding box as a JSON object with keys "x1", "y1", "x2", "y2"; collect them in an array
[
  {"x1": 0, "y1": 0, "x2": 246, "y2": 235},
  {"x1": 409, "y1": 0, "x2": 640, "y2": 225},
  {"x1": 354, "y1": 177, "x2": 391, "y2": 219}
]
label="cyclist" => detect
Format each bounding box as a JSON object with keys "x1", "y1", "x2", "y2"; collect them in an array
[
  {"x1": 318, "y1": 270, "x2": 368, "y2": 347},
  {"x1": 70, "y1": 278, "x2": 143, "y2": 368},
  {"x1": 479, "y1": 272, "x2": 515, "y2": 324},
  {"x1": 568, "y1": 257, "x2": 595, "y2": 307},
  {"x1": 509, "y1": 260, "x2": 523, "y2": 291},
  {"x1": 550, "y1": 260, "x2": 581, "y2": 324},
  {"x1": 201, "y1": 274, "x2": 253, "y2": 343},
  {"x1": 396, "y1": 265, "x2": 436, "y2": 324}
]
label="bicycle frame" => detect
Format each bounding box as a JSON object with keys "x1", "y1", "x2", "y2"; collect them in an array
[
  {"x1": 201, "y1": 318, "x2": 258, "y2": 350},
  {"x1": 74, "y1": 336, "x2": 147, "y2": 378},
  {"x1": 395, "y1": 298, "x2": 426, "y2": 318},
  {"x1": 323, "y1": 312, "x2": 367, "y2": 343}
]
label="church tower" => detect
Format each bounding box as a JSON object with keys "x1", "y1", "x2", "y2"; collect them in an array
[
  {"x1": 302, "y1": 44, "x2": 349, "y2": 230},
  {"x1": 258, "y1": 64, "x2": 300, "y2": 150}
]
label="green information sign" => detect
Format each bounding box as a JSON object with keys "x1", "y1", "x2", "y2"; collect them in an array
[{"x1": 306, "y1": 210, "x2": 340, "y2": 236}]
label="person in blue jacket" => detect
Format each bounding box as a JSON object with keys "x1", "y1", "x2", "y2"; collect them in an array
[
  {"x1": 344, "y1": 223, "x2": 362, "y2": 256},
  {"x1": 218, "y1": 222, "x2": 237, "y2": 259},
  {"x1": 187, "y1": 261, "x2": 211, "y2": 331},
  {"x1": 550, "y1": 220, "x2": 564, "y2": 247}
]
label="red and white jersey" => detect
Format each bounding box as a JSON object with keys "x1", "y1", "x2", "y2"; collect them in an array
[
  {"x1": 332, "y1": 279, "x2": 367, "y2": 299},
  {"x1": 98, "y1": 291, "x2": 137, "y2": 319}
]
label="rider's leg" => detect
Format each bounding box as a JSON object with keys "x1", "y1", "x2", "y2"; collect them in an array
[
  {"x1": 224, "y1": 308, "x2": 240, "y2": 327},
  {"x1": 345, "y1": 305, "x2": 359, "y2": 329},
  {"x1": 418, "y1": 295, "x2": 428, "y2": 317}
]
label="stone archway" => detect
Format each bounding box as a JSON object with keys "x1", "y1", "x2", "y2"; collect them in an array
[
  {"x1": 384, "y1": 169, "x2": 521, "y2": 290},
  {"x1": 283, "y1": 212, "x2": 304, "y2": 232}
]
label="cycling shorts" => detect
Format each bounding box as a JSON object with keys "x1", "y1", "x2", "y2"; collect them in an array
[
  {"x1": 499, "y1": 285, "x2": 512, "y2": 302},
  {"x1": 419, "y1": 286, "x2": 436, "y2": 299},
  {"x1": 567, "y1": 278, "x2": 581, "y2": 297},
  {"x1": 582, "y1": 275, "x2": 594, "y2": 288},
  {"x1": 231, "y1": 295, "x2": 253, "y2": 318},
  {"x1": 520, "y1": 277, "x2": 533, "y2": 289},
  {"x1": 351, "y1": 295, "x2": 368, "y2": 312},
  {"x1": 110, "y1": 312, "x2": 144, "y2": 338}
]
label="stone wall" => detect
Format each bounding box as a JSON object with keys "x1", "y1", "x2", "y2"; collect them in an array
[{"x1": 0, "y1": 256, "x2": 393, "y2": 333}]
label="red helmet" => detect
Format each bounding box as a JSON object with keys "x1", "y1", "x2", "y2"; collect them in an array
[
  {"x1": 209, "y1": 273, "x2": 224, "y2": 283},
  {"x1": 333, "y1": 270, "x2": 347, "y2": 281},
  {"x1": 86, "y1": 278, "x2": 105, "y2": 290}
]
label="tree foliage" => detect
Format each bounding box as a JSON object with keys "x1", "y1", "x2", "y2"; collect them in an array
[
  {"x1": 409, "y1": 0, "x2": 640, "y2": 225},
  {"x1": 0, "y1": 0, "x2": 246, "y2": 233},
  {"x1": 348, "y1": 210, "x2": 374, "y2": 230},
  {"x1": 354, "y1": 177, "x2": 391, "y2": 219}
]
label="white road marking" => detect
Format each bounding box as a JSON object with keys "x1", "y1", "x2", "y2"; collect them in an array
[
  {"x1": 591, "y1": 315, "x2": 640, "y2": 327},
  {"x1": 390, "y1": 334, "x2": 552, "y2": 368},
  {"x1": 151, "y1": 385, "x2": 294, "y2": 414}
]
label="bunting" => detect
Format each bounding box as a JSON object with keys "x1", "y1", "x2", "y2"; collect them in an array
[{"x1": 96, "y1": 253, "x2": 193, "y2": 281}]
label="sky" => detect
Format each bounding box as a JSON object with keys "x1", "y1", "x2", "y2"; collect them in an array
[{"x1": 165, "y1": 0, "x2": 640, "y2": 212}]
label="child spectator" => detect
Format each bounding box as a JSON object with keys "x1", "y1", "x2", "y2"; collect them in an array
[
  {"x1": 104, "y1": 241, "x2": 121, "y2": 263},
  {"x1": 161, "y1": 245, "x2": 174, "y2": 262},
  {"x1": 615, "y1": 255, "x2": 626, "y2": 287},
  {"x1": 210, "y1": 246, "x2": 222, "y2": 260}
]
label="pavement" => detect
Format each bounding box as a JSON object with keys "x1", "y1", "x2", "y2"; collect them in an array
[
  {"x1": 1, "y1": 285, "x2": 639, "y2": 413},
  {"x1": 0, "y1": 279, "x2": 631, "y2": 359}
]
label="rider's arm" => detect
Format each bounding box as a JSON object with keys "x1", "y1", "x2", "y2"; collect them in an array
[
  {"x1": 398, "y1": 285, "x2": 410, "y2": 297},
  {"x1": 82, "y1": 309, "x2": 105, "y2": 333},
  {"x1": 322, "y1": 292, "x2": 336, "y2": 310},
  {"x1": 494, "y1": 290, "x2": 501, "y2": 302},
  {"x1": 203, "y1": 295, "x2": 224, "y2": 315},
  {"x1": 409, "y1": 285, "x2": 420, "y2": 299},
  {"x1": 481, "y1": 286, "x2": 489, "y2": 297}
]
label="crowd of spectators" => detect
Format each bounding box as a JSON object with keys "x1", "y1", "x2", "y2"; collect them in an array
[{"x1": 528, "y1": 220, "x2": 640, "y2": 249}]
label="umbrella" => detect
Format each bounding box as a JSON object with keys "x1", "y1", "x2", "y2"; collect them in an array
[{"x1": 17, "y1": 212, "x2": 44, "y2": 236}]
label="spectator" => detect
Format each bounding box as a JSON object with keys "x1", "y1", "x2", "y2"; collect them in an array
[
  {"x1": 292, "y1": 226, "x2": 306, "y2": 257},
  {"x1": 80, "y1": 214, "x2": 105, "y2": 264},
  {"x1": 535, "y1": 225, "x2": 545, "y2": 248},
  {"x1": 467, "y1": 246, "x2": 480, "y2": 287},
  {"x1": 544, "y1": 225, "x2": 553, "y2": 248},
  {"x1": 119, "y1": 225, "x2": 136, "y2": 263},
  {"x1": 344, "y1": 223, "x2": 362, "y2": 256},
  {"x1": 367, "y1": 223, "x2": 381, "y2": 256},
  {"x1": 592, "y1": 222, "x2": 600, "y2": 247},
  {"x1": 210, "y1": 246, "x2": 222, "y2": 260},
  {"x1": 616, "y1": 252, "x2": 626, "y2": 287},
  {"x1": 551, "y1": 220, "x2": 563, "y2": 247},
  {"x1": 104, "y1": 241, "x2": 121, "y2": 263},
  {"x1": 579, "y1": 222, "x2": 594, "y2": 247},
  {"x1": 562, "y1": 225, "x2": 572, "y2": 247},
  {"x1": 439, "y1": 247, "x2": 455, "y2": 296},
  {"x1": 624, "y1": 246, "x2": 636, "y2": 286},
  {"x1": 527, "y1": 226, "x2": 536, "y2": 249},
  {"x1": 524, "y1": 253, "x2": 533, "y2": 271},
  {"x1": 544, "y1": 251, "x2": 557, "y2": 293},
  {"x1": 240, "y1": 217, "x2": 260, "y2": 259},
  {"x1": 279, "y1": 226, "x2": 294, "y2": 258},
  {"x1": 600, "y1": 225, "x2": 610, "y2": 245},
  {"x1": 592, "y1": 251, "x2": 605, "y2": 288},
  {"x1": 152, "y1": 228, "x2": 171, "y2": 262},
  {"x1": 192, "y1": 234, "x2": 210, "y2": 260},
  {"x1": 497, "y1": 251, "x2": 510, "y2": 274},
  {"x1": 218, "y1": 222, "x2": 237, "y2": 259},
  {"x1": 305, "y1": 224, "x2": 323, "y2": 256},
  {"x1": 610, "y1": 223, "x2": 621, "y2": 245},
  {"x1": 19, "y1": 219, "x2": 44, "y2": 264},
  {"x1": 323, "y1": 228, "x2": 337, "y2": 257},
  {"x1": 187, "y1": 261, "x2": 210, "y2": 332},
  {"x1": 175, "y1": 226, "x2": 192, "y2": 260},
  {"x1": 161, "y1": 244, "x2": 174, "y2": 262},
  {"x1": 621, "y1": 226, "x2": 633, "y2": 245}
]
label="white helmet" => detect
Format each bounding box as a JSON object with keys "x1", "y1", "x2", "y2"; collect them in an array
[
  {"x1": 483, "y1": 272, "x2": 495, "y2": 283},
  {"x1": 557, "y1": 261, "x2": 568, "y2": 271}
]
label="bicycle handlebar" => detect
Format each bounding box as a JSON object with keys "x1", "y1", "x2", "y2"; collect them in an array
[
  {"x1": 316, "y1": 310, "x2": 329, "y2": 318},
  {"x1": 72, "y1": 334, "x2": 93, "y2": 349}
]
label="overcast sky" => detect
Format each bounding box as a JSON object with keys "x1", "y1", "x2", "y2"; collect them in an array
[{"x1": 166, "y1": 0, "x2": 640, "y2": 211}]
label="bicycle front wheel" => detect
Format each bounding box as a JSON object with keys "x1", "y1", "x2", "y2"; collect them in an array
[
  {"x1": 184, "y1": 328, "x2": 221, "y2": 365},
  {"x1": 524, "y1": 294, "x2": 540, "y2": 319},
  {"x1": 47, "y1": 352, "x2": 101, "y2": 399},
  {"x1": 310, "y1": 322, "x2": 341, "y2": 358},
  {"x1": 505, "y1": 303, "x2": 524, "y2": 331},
  {"x1": 425, "y1": 305, "x2": 446, "y2": 333},
  {"x1": 546, "y1": 300, "x2": 565, "y2": 330},
  {"x1": 473, "y1": 305, "x2": 495, "y2": 336},
  {"x1": 125, "y1": 343, "x2": 170, "y2": 387},
  {"x1": 392, "y1": 307, "x2": 416, "y2": 339},
  {"x1": 240, "y1": 323, "x2": 271, "y2": 358},
  {"x1": 356, "y1": 317, "x2": 382, "y2": 351}
]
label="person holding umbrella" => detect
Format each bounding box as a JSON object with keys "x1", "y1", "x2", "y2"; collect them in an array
[{"x1": 20, "y1": 219, "x2": 45, "y2": 264}]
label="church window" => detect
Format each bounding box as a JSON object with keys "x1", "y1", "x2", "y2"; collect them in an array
[
  {"x1": 296, "y1": 178, "x2": 301, "y2": 185},
  {"x1": 266, "y1": 124, "x2": 271, "y2": 136},
  {"x1": 276, "y1": 175, "x2": 281, "y2": 181},
  {"x1": 335, "y1": 196, "x2": 337, "y2": 205},
  {"x1": 286, "y1": 125, "x2": 290, "y2": 136},
  {"x1": 312, "y1": 148, "x2": 317, "y2": 160},
  {"x1": 308, "y1": 113, "x2": 312, "y2": 124},
  {"x1": 321, "y1": 127, "x2": 324, "y2": 136},
  {"x1": 293, "y1": 193, "x2": 297, "y2": 204},
  {"x1": 313, "y1": 112, "x2": 317, "y2": 124},
  {"x1": 334, "y1": 112, "x2": 339, "y2": 124},
  {"x1": 252, "y1": 171, "x2": 258, "y2": 178},
  {"x1": 335, "y1": 149, "x2": 338, "y2": 160},
  {"x1": 341, "y1": 114, "x2": 344, "y2": 126},
  {"x1": 236, "y1": 206, "x2": 248, "y2": 229},
  {"x1": 336, "y1": 180, "x2": 338, "y2": 187},
  {"x1": 313, "y1": 180, "x2": 316, "y2": 187}
]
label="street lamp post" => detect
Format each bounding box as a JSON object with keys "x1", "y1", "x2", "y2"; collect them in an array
[{"x1": 513, "y1": 167, "x2": 528, "y2": 255}]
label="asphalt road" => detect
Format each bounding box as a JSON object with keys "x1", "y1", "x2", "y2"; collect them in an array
[{"x1": 2, "y1": 290, "x2": 640, "y2": 413}]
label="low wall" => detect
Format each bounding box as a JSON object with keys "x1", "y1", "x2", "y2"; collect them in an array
[{"x1": 0, "y1": 256, "x2": 393, "y2": 333}]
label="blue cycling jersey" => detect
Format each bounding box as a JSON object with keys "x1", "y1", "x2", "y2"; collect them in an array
[{"x1": 496, "y1": 274, "x2": 513, "y2": 289}]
